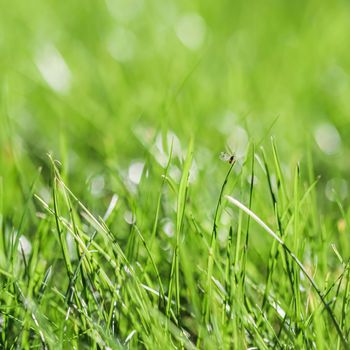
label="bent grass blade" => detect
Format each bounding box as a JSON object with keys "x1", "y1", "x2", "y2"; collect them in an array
[{"x1": 225, "y1": 195, "x2": 348, "y2": 349}]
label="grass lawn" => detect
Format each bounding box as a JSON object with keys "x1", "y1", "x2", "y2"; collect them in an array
[{"x1": 1, "y1": 1, "x2": 350, "y2": 349}]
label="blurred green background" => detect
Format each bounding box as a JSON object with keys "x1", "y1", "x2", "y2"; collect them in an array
[
  {"x1": 2, "y1": 2, "x2": 350, "y2": 347},
  {"x1": 1, "y1": 0, "x2": 350, "y2": 212}
]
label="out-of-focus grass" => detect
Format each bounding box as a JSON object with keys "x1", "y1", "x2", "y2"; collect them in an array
[{"x1": 1, "y1": 0, "x2": 350, "y2": 349}]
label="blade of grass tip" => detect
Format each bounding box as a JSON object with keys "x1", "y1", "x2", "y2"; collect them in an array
[
  {"x1": 233, "y1": 200, "x2": 243, "y2": 284},
  {"x1": 259, "y1": 147, "x2": 296, "y2": 313},
  {"x1": 125, "y1": 214, "x2": 138, "y2": 262},
  {"x1": 260, "y1": 204, "x2": 292, "y2": 313},
  {"x1": 48, "y1": 155, "x2": 74, "y2": 281},
  {"x1": 241, "y1": 144, "x2": 255, "y2": 286},
  {"x1": 200, "y1": 154, "x2": 236, "y2": 340},
  {"x1": 293, "y1": 163, "x2": 300, "y2": 251},
  {"x1": 292, "y1": 163, "x2": 303, "y2": 325},
  {"x1": 57, "y1": 178, "x2": 131, "y2": 267},
  {"x1": 260, "y1": 146, "x2": 277, "y2": 209},
  {"x1": 320, "y1": 230, "x2": 349, "y2": 340},
  {"x1": 59, "y1": 130, "x2": 68, "y2": 183},
  {"x1": 305, "y1": 142, "x2": 320, "y2": 234},
  {"x1": 134, "y1": 225, "x2": 166, "y2": 306},
  {"x1": 48, "y1": 158, "x2": 92, "y2": 338},
  {"x1": 223, "y1": 225, "x2": 233, "y2": 323},
  {"x1": 162, "y1": 174, "x2": 178, "y2": 196},
  {"x1": 19, "y1": 240, "x2": 29, "y2": 281},
  {"x1": 334, "y1": 198, "x2": 350, "y2": 260},
  {"x1": 61, "y1": 188, "x2": 90, "y2": 323},
  {"x1": 271, "y1": 137, "x2": 289, "y2": 208},
  {"x1": 281, "y1": 175, "x2": 320, "y2": 232},
  {"x1": 9, "y1": 167, "x2": 42, "y2": 272},
  {"x1": 149, "y1": 140, "x2": 173, "y2": 253},
  {"x1": 14, "y1": 281, "x2": 53, "y2": 349},
  {"x1": 166, "y1": 138, "x2": 193, "y2": 324},
  {"x1": 37, "y1": 266, "x2": 53, "y2": 307},
  {"x1": 96, "y1": 211, "x2": 164, "y2": 334},
  {"x1": 35, "y1": 191, "x2": 138, "y2": 327},
  {"x1": 340, "y1": 264, "x2": 350, "y2": 333},
  {"x1": 225, "y1": 195, "x2": 349, "y2": 349}
]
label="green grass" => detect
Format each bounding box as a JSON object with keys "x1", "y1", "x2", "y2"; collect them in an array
[{"x1": 1, "y1": 0, "x2": 350, "y2": 349}]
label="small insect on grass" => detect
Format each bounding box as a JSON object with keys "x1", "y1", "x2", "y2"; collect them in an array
[{"x1": 219, "y1": 151, "x2": 236, "y2": 164}]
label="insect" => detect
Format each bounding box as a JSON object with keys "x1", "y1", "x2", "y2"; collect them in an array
[{"x1": 219, "y1": 151, "x2": 236, "y2": 164}]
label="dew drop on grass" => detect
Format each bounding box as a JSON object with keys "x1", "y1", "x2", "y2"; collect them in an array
[
  {"x1": 175, "y1": 12, "x2": 206, "y2": 50},
  {"x1": 35, "y1": 44, "x2": 71, "y2": 94},
  {"x1": 314, "y1": 123, "x2": 341, "y2": 155}
]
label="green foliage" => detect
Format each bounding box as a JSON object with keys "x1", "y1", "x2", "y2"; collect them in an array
[{"x1": 1, "y1": 1, "x2": 350, "y2": 349}]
